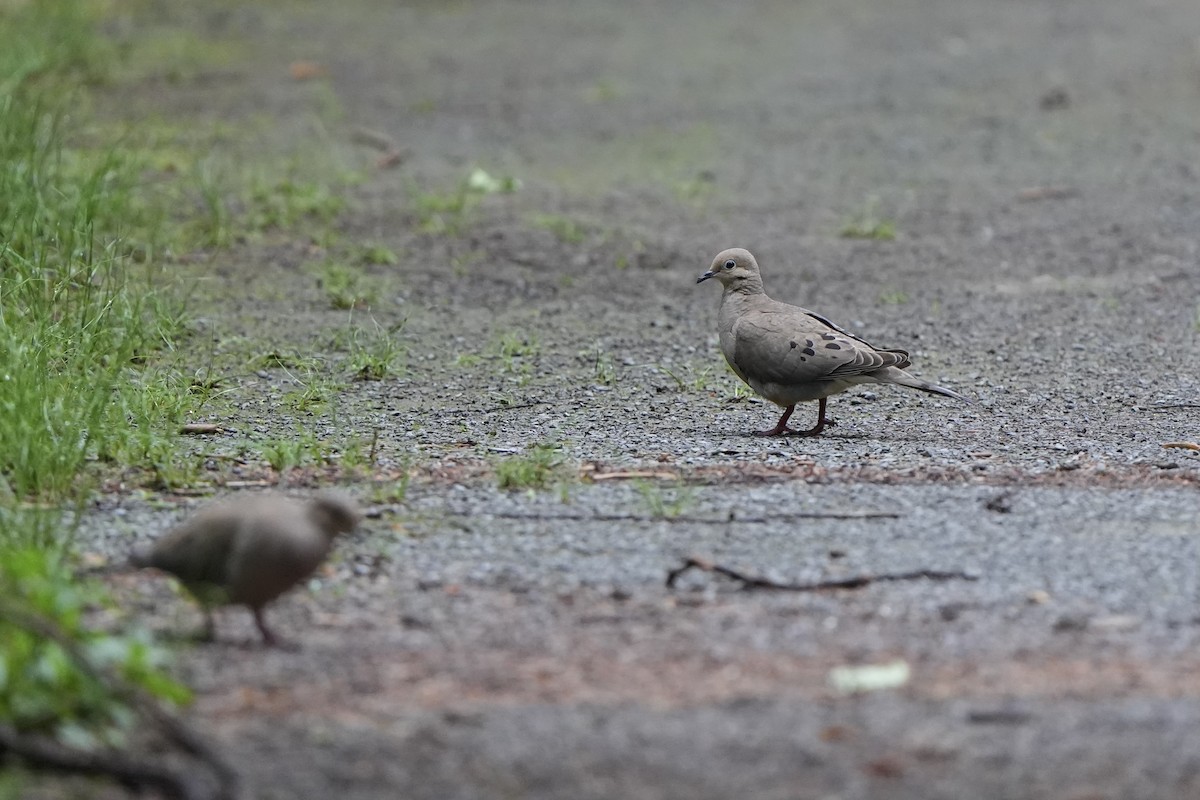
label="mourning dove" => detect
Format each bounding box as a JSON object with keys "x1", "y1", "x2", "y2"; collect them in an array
[
  {"x1": 131, "y1": 492, "x2": 359, "y2": 646},
  {"x1": 697, "y1": 248, "x2": 968, "y2": 436}
]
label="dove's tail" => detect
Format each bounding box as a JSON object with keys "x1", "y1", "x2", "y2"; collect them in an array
[{"x1": 878, "y1": 367, "x2": 971, "y2": 404}]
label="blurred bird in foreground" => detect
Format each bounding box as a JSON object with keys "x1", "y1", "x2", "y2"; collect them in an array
[{"x1": 131, "y1": 492, "x2": 359, "y2": 647}]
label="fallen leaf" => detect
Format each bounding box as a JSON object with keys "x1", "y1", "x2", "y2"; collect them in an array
[
  {"x1": 289, "y1": 60, "x2": 326, "y2": 80},
  {"x1": 828, "y1": 660, "x2": 911, "y2": 694}
]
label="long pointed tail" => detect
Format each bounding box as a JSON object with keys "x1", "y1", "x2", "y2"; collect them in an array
[{"x1": 878, "y1": 366, "x2": 971, "y2": 403}]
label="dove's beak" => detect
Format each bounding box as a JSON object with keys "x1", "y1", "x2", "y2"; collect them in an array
[{"x1": 696, "y1": 270, "x2": 715, "y2": 284}]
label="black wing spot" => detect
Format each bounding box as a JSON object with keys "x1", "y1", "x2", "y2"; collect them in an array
[
  {"x1": 789, "y1": 341, "x2": 798, "y2": 349},
  {"x1": 802, "y1": 347, "x2": 815, "y2": 356},
  {"x1": 821, "y1": 333, "x2": 837, "y2": 341},
  {"x1": 825, "y1": 343, "x2": 842, "y2": 350}
]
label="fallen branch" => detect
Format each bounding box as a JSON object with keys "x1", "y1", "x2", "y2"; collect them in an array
[
  {"x1": 666, "y1": 556, "x2": 977, "y2": 591},
  {"x1": 0, "y1": 724, "x2": 207, "y2": 800},
  {"x1": 1162, "y1": 442, "x2": 1200, "y2": 452},
  {"x1": 180, "y1": 423, "x2": 226, "y2": 435},
  {"x1": 1152, "y1": 404, "x2": 1200, "y2": 410},
  {"x1": 447, "y1": 510, "x2": 900, "y2": 524},
  {"x1": 0, "y1": 599, "x2": 238, "y2": 800}
]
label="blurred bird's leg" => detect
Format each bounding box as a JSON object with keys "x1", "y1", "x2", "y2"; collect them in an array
[
  {"x1": 253, "y1": 608, "x2": 298, "y2": 650},
  {"x1": 199, "y1": 608, "x2": 217, "y2": 642}
]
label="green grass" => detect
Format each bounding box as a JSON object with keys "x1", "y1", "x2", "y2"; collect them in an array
[
  {"x1": 839, "y1": 198, "x2": 897, "y2": 241},
  {"x1": 532, "y1": 213, "x2": 588, "y2": 244},
  {"x1": 341, "y1": 317, "x2": 407, "y2": 381},
  {"x1": 0, "y1": 0, "x2": 193, "y2": 777},
  {"x1": 633, "y1": 480, "x2": 697, "y2": 519},
  {"x1": 495, "y1": 443, "x2": 572, "y2": 491},
  {"x1": 409, "y1": 167, "x2": 520, "y2": 234},
  {"x1": 262, "y1": 429, "x2": 330, "y2": 473},
  {"x1": 316, "y1": 261, "x2": 381, "y2": 310},
  {"x1": 654, "y1": 362, "x2": 717, "y2": 393}
]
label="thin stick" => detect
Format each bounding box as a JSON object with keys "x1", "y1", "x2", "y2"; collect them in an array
[
  {"x1": 666, "y1": 556, "x2": 977, "y2": 591},
  {"x1": 445, "y1": 510, "x2": 900, "y2": 524}
]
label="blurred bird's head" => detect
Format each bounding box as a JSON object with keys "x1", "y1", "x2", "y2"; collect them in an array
[{"x1": 309, "y1": 492, "x2": 361, "y2": 537}]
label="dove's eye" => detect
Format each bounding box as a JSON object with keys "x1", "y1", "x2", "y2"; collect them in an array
[{"x1": 723, "y1": 259, "x2": 735, "y2": 270}]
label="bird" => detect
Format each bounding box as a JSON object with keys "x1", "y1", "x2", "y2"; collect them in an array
[
  {"x1": 696, "y1": 247, "x2": 968, "y2": 437},
  {"x1": 130, "y1": 492, "x2": 360, "y2": 646}
]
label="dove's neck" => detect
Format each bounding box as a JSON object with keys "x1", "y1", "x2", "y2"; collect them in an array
[
  {"x1": 722, "y1": 276, "x2": 766, "y2": 298},
  {"x1": 718, "y1": 284, "x2": 768, "y2": 330}
]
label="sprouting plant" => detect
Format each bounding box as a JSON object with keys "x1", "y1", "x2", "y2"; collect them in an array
[
  {"x1": 494, "y1": 443, "x2": 571, "y2": 491},
  {"x1": 654, "y1": 363, "x2": 715, "y2": 392},
  {"x1": 839, "y1": 197, "x2": 897, "y2": 240},
  {"x1": 633, "y1": 480, "x2": 696, "y2": 519},
  {"x1": 317, "y1": 261, "x2": 379, "y2": 310}
]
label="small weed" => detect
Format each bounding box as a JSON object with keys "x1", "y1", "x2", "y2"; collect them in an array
[
  {"x1": 455, "y1": 353, "x2": 483, "y2": 368},
  {"x1": 409, "y1": 168, "x2": 519, "y2": 235},
  {"x1": 450, "y1": 249, "x2": 484, "y2": 278},
  {"x1": 878, "y1": 289, "x2": 910, "y2": 305},
  {"x1": 278, "y1": 365, "x2": 342, "y2": 413},
  {"x1": 369, "y1": 473, "x2": 410, "y2": 505},
  {"x1": 495, "y1": 443, "x2": 571, "y2": 491},
  {"x1": 584, "y1": 80, "x2": 620, "y2": 103},
  {"x1": 246, "y1": 173, "x2": 344, "y2": 232},
  {"x1": 614, "y1": 240, "x2": 647, "y2": 271},
  {"x1": 489, "y1": 331, "x2": 540, "y2": 378},
  {"x1": 839, "y1": 197, "x2": 897, "y2": 240},
  {"x1": 493, "y1": 332, "x2": 540, "y2": 360},
  {"x1": 262, "y1": 430, "x2": 328, "y2": 472},
  {"x1": 356, "y1": 243, "x2": 399, "y2": 266},
  {"x1": 673, "y1": 171, "x2": 717, "y2": 204},
  {"x1": 633, "y1": 480, "x2": 696, "y2": 519},
  {"x1": 249, "y1": 351, "x2": 322, "y2": 371},
  {"x1": 193, "y1": 157, "x2": 232, "y2": 247},
  {"x1": 533, "y1": 214, "x2": 587, "y2": 244},
  {"x1": 586, "y1": 346, "x2": 617, "y2": 386},
  {"x1": 654, "y1": 363, "x2": 715, "y2": 392},
  {"x1": 317, "y1": 261, "x2": 379, "y2": 310},
  {"x1": 344, "y1": 317, "x2": 407, "y2": 381},
  {"x1": 337, "y1": 429, "x2": 379, "y2": 470}
]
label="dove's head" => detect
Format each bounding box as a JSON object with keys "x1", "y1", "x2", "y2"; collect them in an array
[
  {"x1": 308, "y1": 492, "x2": 361, "y2": 538},
  {"x1": 696, "y1": 248, "x2": 763, "y2": 293}
]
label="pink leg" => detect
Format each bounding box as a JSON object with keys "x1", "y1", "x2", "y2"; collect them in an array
[
  {"x1": 755, "y1": 405, "x2": 796, "y2": 436},
  {"x1": 790, "y1": 397, "x2": 834, "y2": 437}
]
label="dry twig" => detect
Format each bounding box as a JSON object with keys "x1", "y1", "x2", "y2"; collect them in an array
[
  {"x1": 665, "y1": 556, "x2": 977, "y2": 591},
  {"x1": 447, "y1": 510, "x2": 899, "y2": 524}
]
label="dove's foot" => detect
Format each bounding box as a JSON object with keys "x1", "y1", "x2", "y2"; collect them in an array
[
  {"x1": 754, "y1": 404, "x2": 797, "y2": 436},
  {"x1": 784, "y1": 398, "x2": 834, "y2": 437}
]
